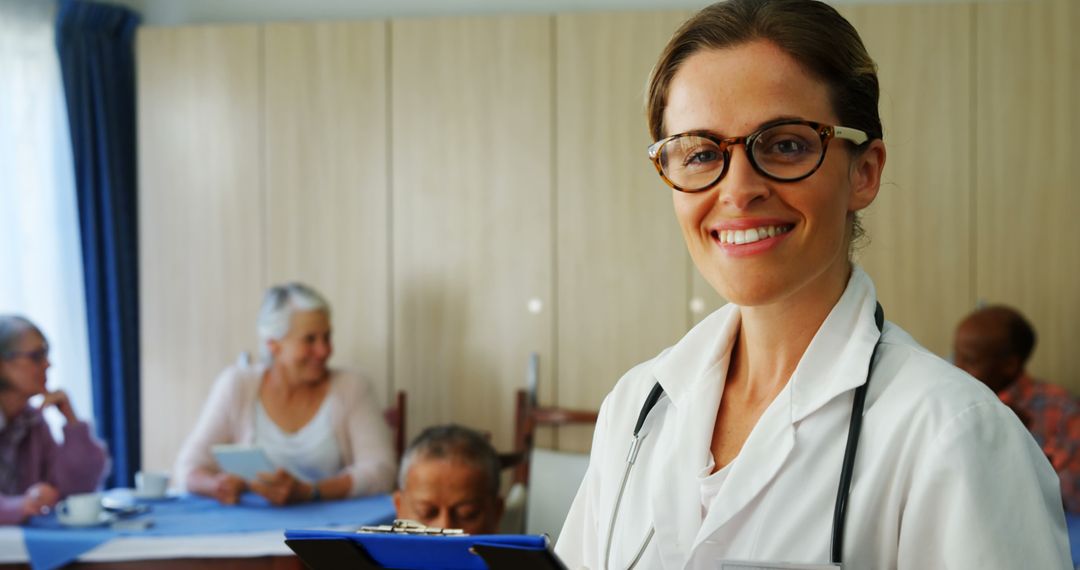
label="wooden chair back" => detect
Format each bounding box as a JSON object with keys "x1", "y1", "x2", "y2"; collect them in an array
[
  {"x1": 383, "y1": 390, "x2": 407, "y2": 461},
  {"x1": 511, "y1": 389, "x2": 598, "y2": 486}
]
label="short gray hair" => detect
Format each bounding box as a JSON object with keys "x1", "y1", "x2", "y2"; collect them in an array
[
  {"x1": 0, "y1": 315, "x2": 43, "y2": 390},
  {"x1": 256, "y1": 282, "x2": 331, "y2": 363},
  {"x1": 398, "y1": 424, "x2": 501, "y2": 498}
]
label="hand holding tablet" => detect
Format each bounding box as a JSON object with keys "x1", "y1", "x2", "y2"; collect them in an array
[
  {"x1": 211, "y1": 444, "x2": 280, "y2": 481},
  {"x1": 211, "y1": 445, "x2": 315, "y2": 505}
]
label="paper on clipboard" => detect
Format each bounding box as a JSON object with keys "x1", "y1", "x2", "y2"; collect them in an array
[{"x1": 211, "y1": 444, "x2": 296, "y2": 481}]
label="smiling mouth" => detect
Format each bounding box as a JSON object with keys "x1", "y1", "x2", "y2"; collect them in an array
[{"x1": 711, "y1": 224, "x2": 793, "y2": 245}]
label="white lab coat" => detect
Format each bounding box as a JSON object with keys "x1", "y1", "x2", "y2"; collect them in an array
[{"x1": 556, "y1": 267, "x2": 1070, "y2": 570}]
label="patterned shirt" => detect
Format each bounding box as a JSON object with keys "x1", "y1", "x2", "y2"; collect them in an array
[{"x1": 999, "y1": 374, "x2": 1080, "y2": 512}]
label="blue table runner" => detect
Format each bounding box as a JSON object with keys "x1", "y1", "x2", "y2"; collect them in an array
[{"x1": 22, "y1": 493, "x2": 395, "y2": 570}]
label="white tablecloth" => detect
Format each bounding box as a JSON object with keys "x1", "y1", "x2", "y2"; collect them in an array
[{"x1": 0, "y1": 525, "x2": 295, "y2": 563}]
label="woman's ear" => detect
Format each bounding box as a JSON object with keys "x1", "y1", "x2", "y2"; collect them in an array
[{"x1": 848, "y1": 139, "x2": 886, "y2": 212}]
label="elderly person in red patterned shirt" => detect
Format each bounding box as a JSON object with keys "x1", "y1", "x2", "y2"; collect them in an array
[{"x1": 954, "y1": 305, "x2": 1080, "y2": 512}]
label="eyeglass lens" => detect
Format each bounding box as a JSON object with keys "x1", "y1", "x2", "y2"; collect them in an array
[
  {"x1": 6, "y1": 347, "x2": 49, "y2": 363},
  {"x1": 657, "y1": 123, "x2": 825, "y2": 190}
]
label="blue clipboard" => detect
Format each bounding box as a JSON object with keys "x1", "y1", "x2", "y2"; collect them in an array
[{"x1": 285, "y1": 528, "x2": 567, "y2": 570}]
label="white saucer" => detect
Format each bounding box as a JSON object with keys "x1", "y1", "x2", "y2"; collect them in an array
[
  {"x1": 132, "y1": 490, "x2": 174, "y2": 501},
  {"x1": 58, "y1": 511, "x2": 116, "y2": 528}
]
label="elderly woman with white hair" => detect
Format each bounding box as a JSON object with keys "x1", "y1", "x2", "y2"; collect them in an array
[{"x1": 175, "y1": 283, "x2": 395, "y2": 505}]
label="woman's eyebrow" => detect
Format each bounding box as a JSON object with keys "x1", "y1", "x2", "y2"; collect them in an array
[{"x1": 669, "y1": 114, "x2": 810, "y2": 138}]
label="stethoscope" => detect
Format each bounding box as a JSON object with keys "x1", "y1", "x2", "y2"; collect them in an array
[{"x1": 604, "y1": 303, "x2": 885, "y2": 569}]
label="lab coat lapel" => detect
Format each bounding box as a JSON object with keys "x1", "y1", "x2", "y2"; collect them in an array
[
  {"x1": 649, "y1": 362, "x2": 726, "y2": 569},
  {"x1": 649, "y1": 306, "x2": 741, "y2": 569},
  {"x1": 694, "y1": 387, "x2": 796, "y2": 547},
  {"x1": 693, "y1": 267, "x2": 881, "y2": 548},
  {"x1": 789, "y1": 266, "x2": 882, "y2": 423},
  {"x1": 642, "y1": 268, "x2": 881, "y2": 565}
]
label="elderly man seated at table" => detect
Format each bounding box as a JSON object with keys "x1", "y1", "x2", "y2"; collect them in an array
[
  {"x1": 0, "y1": 315, "x2": 109, "y2": 525},
  {"x1": 394, "y1": 425, "x2": 504, "y2": 535},
  {"x1": 954, "y1": 305, "x2": 1080, "y2": 512}
]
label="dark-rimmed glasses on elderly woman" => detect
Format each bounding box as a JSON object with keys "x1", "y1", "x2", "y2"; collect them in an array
[
  {"x1": 3, "y1": 346, "x2": 49, "y2": 364},
  {"x1": 647, "y1": 119, "x2": 870, "y2": 193}
]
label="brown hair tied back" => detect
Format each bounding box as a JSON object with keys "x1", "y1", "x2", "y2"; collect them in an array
[{"x1": 646, "y1": 0, "x2": 882, "y2": 144}]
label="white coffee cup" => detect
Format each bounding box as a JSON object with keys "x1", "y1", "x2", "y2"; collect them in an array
[
  {"x1": 57, "y1": 492, "x2": 103, "y2": 526},
  {"x1": 135, "y1": 471, "x2": 170, "y2": 498}
]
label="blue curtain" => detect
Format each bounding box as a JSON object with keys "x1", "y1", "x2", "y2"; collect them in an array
[{"x1": 55, "y1": 0, "x2": 141, "y2": 488}]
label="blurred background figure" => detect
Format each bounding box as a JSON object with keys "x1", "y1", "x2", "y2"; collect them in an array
[
  {"x1": 0, "y1": 315, "x2": 108, "y2": 524},
  {"x1": 395, "y1": 424, "x2": 504, "y2": 535},
  {"x1": 174, "y1": 282, "x2": 395, "y2": 505},
  {"x1": 954, "y1": 305, "x2": 1080, "y2": 512}
]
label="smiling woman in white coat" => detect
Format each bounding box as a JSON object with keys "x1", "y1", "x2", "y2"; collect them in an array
[{"x1": 555, "y1": 1, "x2": 1071, "y2": 569}]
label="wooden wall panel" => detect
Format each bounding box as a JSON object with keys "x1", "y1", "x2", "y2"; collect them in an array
[
  {"x1": 838, "y1": 4, "x2": 975, "y2": 358},
  {"x1": 555, "y1": 11, "x2": 693, "y2": 451},
  {"x1": 391, "y1": 16, "x2": 554, "y2": 450},
  {"x1": 137, "y1": 26, "x2": 263, "y2": 472},
  {"x1": 975, "y1": 0, "x2": 1080, "y2": 393},
  {"x1": 134, "y1": 2, "x2": 1080, "y2": 474},
  {"x1": 263, "y1": 22, "x2": 392, "y2": 405}
]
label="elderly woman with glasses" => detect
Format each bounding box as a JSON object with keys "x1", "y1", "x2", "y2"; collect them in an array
[
  {"x1": 557, "y1": 0, "x2": 1069, "y2": 568},
  {"x1": 0, "y1": 315, "x2": 108, "y2": 525},
  {"x1": 175, "y1": 282, "x2": 396, "y2": 506}
]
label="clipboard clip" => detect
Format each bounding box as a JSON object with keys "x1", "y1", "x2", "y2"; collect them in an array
[{"x1": 358, "y1": 519, "x2": 468, "y2": 536}]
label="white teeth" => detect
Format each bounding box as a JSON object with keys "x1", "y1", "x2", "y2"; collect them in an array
[{"x1": 717, "y1": 224, "x2": 789, "y2": 245}]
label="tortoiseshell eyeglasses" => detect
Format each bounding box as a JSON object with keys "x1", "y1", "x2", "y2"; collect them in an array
[{"x1": 647, "y1": 119, "x2": 871, "y2": 193}]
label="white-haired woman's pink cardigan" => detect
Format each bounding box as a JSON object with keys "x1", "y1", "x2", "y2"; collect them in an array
[{"x1": 174, "y1": 363, "x2": 396, "y2": 497}]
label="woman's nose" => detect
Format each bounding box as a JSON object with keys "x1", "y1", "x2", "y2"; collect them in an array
[{"x1": 716, "y1": 145, "x2": 771, "y2": 209}]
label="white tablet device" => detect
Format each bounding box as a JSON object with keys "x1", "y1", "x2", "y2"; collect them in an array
[{"x1": 211, "y1": 444, "x2": 279, "y2": 481}]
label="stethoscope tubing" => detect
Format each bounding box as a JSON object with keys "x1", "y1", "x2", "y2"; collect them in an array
[
  {"x1": 604, "y1": 382, "x2": 667, "y2": 569},
  {"x1": 831, "y1": 302, "x2": 884, "y2": 563}
]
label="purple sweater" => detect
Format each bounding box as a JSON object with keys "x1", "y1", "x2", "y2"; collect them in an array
[{"x1": 0, "y1": 407, "x2": 109, "y2": 525}]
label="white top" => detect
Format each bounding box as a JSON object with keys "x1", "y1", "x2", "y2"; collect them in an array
[
  {"x1": 174, "y1": 366, "x2": 395, "y2": 497},
  {"x1": 697, "y1": 457, "x2": 732, "y2": 520},
  {"x1": 254, "y1": 397, "x2": 343, "y2": 483},
  {"x1": 556, "y1": 266, "x2": 1071, "y2": 570}
]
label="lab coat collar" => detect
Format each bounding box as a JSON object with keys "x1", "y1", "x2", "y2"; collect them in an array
[
  {"x1": 689, "y1": 267, "x2": 884, "y2": 551},
  {"x1": 645, "y1": 266, "x2": 882, "y2": 565},
  {"x1": 648, "y1": 351, "x2": 730, "y2": 569},
  {"x1": 650, "y1": 265, "x2": 881, "y2": 423},
  {"x1": 788, "y1": 266, "x2": 882, "y2": 423},
  {"x1": 647, "y1": 307, "x2": 738, "y2": 568},
  {"x1": 650, "y1": 302, "x2": 740, "y2": 412}
]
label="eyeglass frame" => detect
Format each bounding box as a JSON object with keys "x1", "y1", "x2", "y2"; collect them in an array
[
  {"x1": 647, "y1": 119, "x2": 872, "y2": 193},
  {"x1": 2, "y1": 345, "x2": 49, "y2": 364}
]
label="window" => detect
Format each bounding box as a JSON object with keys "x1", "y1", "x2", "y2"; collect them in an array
[{"x1": 0, "y1": 0, "x2": 94, "y2": 436}]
